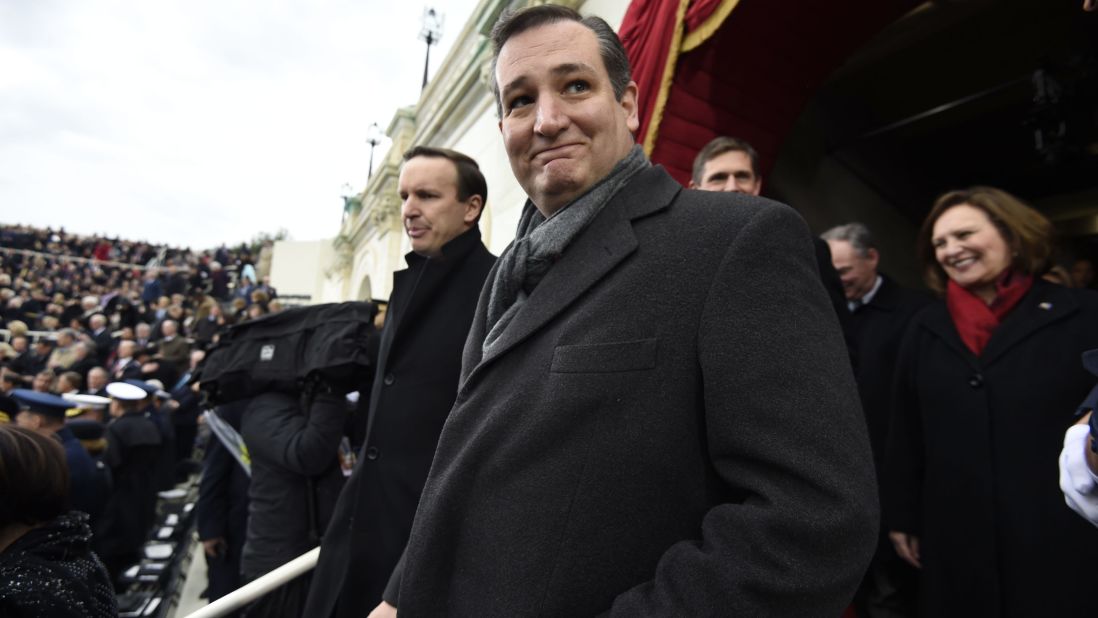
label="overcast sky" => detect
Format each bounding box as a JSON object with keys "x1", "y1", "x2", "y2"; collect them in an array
[{"x1": 0, "y1": 0, "x2": 480, "y2": 250}]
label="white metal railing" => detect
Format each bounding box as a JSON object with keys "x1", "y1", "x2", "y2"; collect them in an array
[{"x1": 182, "y1": 547, "x2": 319, "y2": 618}]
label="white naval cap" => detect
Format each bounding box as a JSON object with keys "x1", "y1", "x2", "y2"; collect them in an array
[
  {"x1": 106, "y1": 381, "x2": 148, "y2": 402},
  {"x1": 62, "y1": 393, "x2": 110, "y2": 410}
]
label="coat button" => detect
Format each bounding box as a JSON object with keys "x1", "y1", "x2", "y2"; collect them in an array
[
  {"x1": 968, "y1": 373, "x2": 984, "y2": 388},
  {"x1": 383, "y1": 373, "x2": 395, "y2": 386},
  {"x1": 365, "y1": 446, "x2": 380, "y2": 460}
]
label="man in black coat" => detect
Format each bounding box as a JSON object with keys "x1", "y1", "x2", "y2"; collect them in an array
[
  {"x1": 821, "y1": 222, "x2": 930, "y2": 618},
  {"x1": 303, "y1": 147, "x2": 496, "y2": 618},
  {"x1": 86, "y1": 313, "x2": 114, "y2": 365},
  {"x1": 377, "y1": 7, "x2": 877, "y2": 617},
  {"x1": 96, "y1": 381, "x2": 162, "y2": 585},
  {"x1": 196, "y1": 400, "x2": 250, "y2": 614},
  {"x1": 239, "y1": 388, "x2": 348, "y2": 617}
]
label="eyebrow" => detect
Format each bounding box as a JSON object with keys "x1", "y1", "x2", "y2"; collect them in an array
[{"x1": 500, "y1": 62, "x2": 598, "y2": 99}]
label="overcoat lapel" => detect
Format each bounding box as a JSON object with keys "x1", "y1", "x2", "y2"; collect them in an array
[
  {"x1": 920, "y1": 304, "x2": 981, "y2": 372},
  {"x1": 979, "y1": 282, "x2": 1079, "y2": 368},
  {"x1": 467, "y1": 165, "x2": 681, "y2": 379},
  {"x1": 868, "y1": 277, "x2": 899, "y2": 312},
  {"x1": 387, "y1": 231, "x2": 478, "y2": 355}
]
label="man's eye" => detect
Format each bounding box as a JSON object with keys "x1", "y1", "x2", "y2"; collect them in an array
[
  {"x1": 565, "y1": 80, "x2": 590, "y2": 94},
  {"x1": 507, "y1": 95, "x2": 533, "y2": 112}
]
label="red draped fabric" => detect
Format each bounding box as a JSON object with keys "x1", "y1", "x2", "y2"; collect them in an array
[
  {"x1": 619, "y1": 0, "x2": 725, "y2": 147},
  {"x1": 619, "y1": 0, "x2": 688, "y2": 147},
  {"x1": 620, "y1": 0, "x2": 921, "y2": 186}
]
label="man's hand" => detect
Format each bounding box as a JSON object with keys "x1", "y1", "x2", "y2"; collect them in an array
[
  {"x1": 888, "y1": 531, "x2": 921, "y2": 569},
  {"x1": 202, "y1": 537, "x2": 226, "y2": 558},
  {"x1": 367, "y1": 601, "x2": 397, "y2": 618}
]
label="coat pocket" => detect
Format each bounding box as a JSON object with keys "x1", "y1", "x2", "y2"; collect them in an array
[{"x1": 550, "y1": 338, "x2": 658, "y2": 373}]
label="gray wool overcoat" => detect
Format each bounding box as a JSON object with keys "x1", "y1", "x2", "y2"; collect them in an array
[{"x1": 393, "y1": 165, "x2": 879, "y2": 617}]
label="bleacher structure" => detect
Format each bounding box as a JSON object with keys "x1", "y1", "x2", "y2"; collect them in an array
[{"x1": 115, "y1": 469, "x2": 202, "y2": 616}]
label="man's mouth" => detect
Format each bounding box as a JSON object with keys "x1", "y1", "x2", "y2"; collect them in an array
[{"x1": 533, "y1": 143, "x2": 581, "y2": 161}]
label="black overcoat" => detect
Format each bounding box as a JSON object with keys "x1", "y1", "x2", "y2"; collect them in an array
[
  {"x1": 885, "y1": 280, "x2": 1098, "y2": 617},
  {"x1": 95, "y1": 411, "x2": 161, "y2": 561},
  {"x1": 304, "y1": 226, "x2": 495, "y2": 617},
  {"x1": 394, "y1": 166, "x2": 878, "y2": 616},
  {"x1": 847, "y1": 275, "x2": 931, "y2": 471}
]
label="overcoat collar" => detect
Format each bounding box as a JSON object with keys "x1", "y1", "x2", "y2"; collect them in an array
[
  {"x1": 387, "y1": 225, "x2": 483, "y2": 349},
  {"x1": 864, "y1": 275, "x2": 900, "y2": 312},
  {"x1": 463, "y1": 165, "x2": 681, "y2": 382},
  {"x1": 920, "y1": 279, "x2": 1079, "y2": 369}
]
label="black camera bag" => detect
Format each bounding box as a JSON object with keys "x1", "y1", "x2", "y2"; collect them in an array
[{"x1": 197, "y1": 301, "x2": 374, "y2": 404}]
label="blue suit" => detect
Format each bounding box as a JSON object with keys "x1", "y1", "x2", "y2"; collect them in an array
[{"x1": 56, "y1": 426, "x2": 107, "y2": 523}]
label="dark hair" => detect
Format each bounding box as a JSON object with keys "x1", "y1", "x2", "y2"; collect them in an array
[
  {"x1": 820, "y1": 222, "x2": 877, "y2": 258},
  {"x1": 59, "y1": 371, "x2": 82, "y2": 391},
  {"x1": 691, "y1": 136, "x2": 760, "y2": 185},
  {"x1": 0, "y1": 425, "x2": 70, "y2": 528},
  {"x1": 917, "y1": 186, "x2": 1053, "y2": 294},
  {"x1": 489, "y1": 4, "x2": 632, "y2": 118},
  {"x1": 402, "y1": 146, "x2": 488, "y2": 222}
]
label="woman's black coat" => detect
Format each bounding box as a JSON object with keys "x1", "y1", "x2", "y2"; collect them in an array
[{"x1": 886, "y1": 280, "x2": 1098, "y2": 617}]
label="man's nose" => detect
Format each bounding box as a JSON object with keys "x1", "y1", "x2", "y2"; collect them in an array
[
  {"x1": 534, "y1": 96, "x2": 569, "y2": 137},
  {"x1": 724, "y1": 179, "x2": 743, "y2": 193}
]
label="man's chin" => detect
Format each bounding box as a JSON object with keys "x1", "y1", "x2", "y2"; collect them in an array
[{"x1": 532, "y1": 176, "x2": 587, "y2": 212}]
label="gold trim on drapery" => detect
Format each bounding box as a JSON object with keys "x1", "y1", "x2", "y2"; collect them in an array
[
  {"x1": 642, "y1": 0, "x2": 744, "y2": 155},
  {"x1": 682, "y1": 0, "x2": 741, "y2": 52},
  {"x1": 642, "y1": 0, "x2": 691, "y2": 155}
]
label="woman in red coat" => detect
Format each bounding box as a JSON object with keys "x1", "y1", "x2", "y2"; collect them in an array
[{"x1": 886, "y1": 186, "x2": 1098, "y2": 617}]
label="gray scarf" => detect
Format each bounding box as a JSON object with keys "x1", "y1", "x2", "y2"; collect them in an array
[{"x1": 482, "y1": 145, "x2": 650, "y2": 355}]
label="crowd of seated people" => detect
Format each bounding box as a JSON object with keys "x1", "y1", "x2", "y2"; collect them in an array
[{"x1": 0, "y1": 223, "x2": 283, "y2": 591}]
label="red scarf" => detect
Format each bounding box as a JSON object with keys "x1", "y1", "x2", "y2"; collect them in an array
[{"x1": 945, "y1": 270, "x2": 1033, "y2": 357}]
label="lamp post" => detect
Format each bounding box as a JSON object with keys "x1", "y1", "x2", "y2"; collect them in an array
[
  {"x1": 366, "y1": 122, "x2": 382, "y2": 180},
  {"x1": 419, "y1": 7, "x2": 444, "y2": 91}
]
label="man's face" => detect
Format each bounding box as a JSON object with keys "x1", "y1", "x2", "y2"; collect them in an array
[
  {"x1": 692, "y1": 150, "x2": 761, "y2": 194},
  {"x1": 88, "y1": 369, "x2": 108, "y2": 390},
  {"x1": 136, "y1": 323, "x2": 150, "y2": 339},
  {"x1": 33, "y1": 372, "x2": 52, "y2": 392},
  {"x1": 496, "y1": 20, "x2": 639, "y2": 216},
  {"x1": 14, "y1": 411, "x2": 41, "y2": 430},
  {"x1": 826, "y1": 240, "x2": 879, "y2": 302},
  {"x1": 11, "y1": 337, "x2": 26, "y2": 354},
  {"x1": 398, "y1": 157, "x2": 481, "y2": 258}
]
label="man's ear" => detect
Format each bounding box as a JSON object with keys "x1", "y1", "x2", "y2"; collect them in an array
[
  {"x1": 621, "y1": 81, "x2": 640, "y2": 133},
  {"x1": 867, "y1": 247, "x2": 880, "y2": 269},
  {"x1": 464, "y1": 195, "x2": 484, "y2": 225}
]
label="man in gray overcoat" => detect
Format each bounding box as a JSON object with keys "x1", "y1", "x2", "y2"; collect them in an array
[{"x1": 371, "y1": 5, "x2": 878, "y2": 617}]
